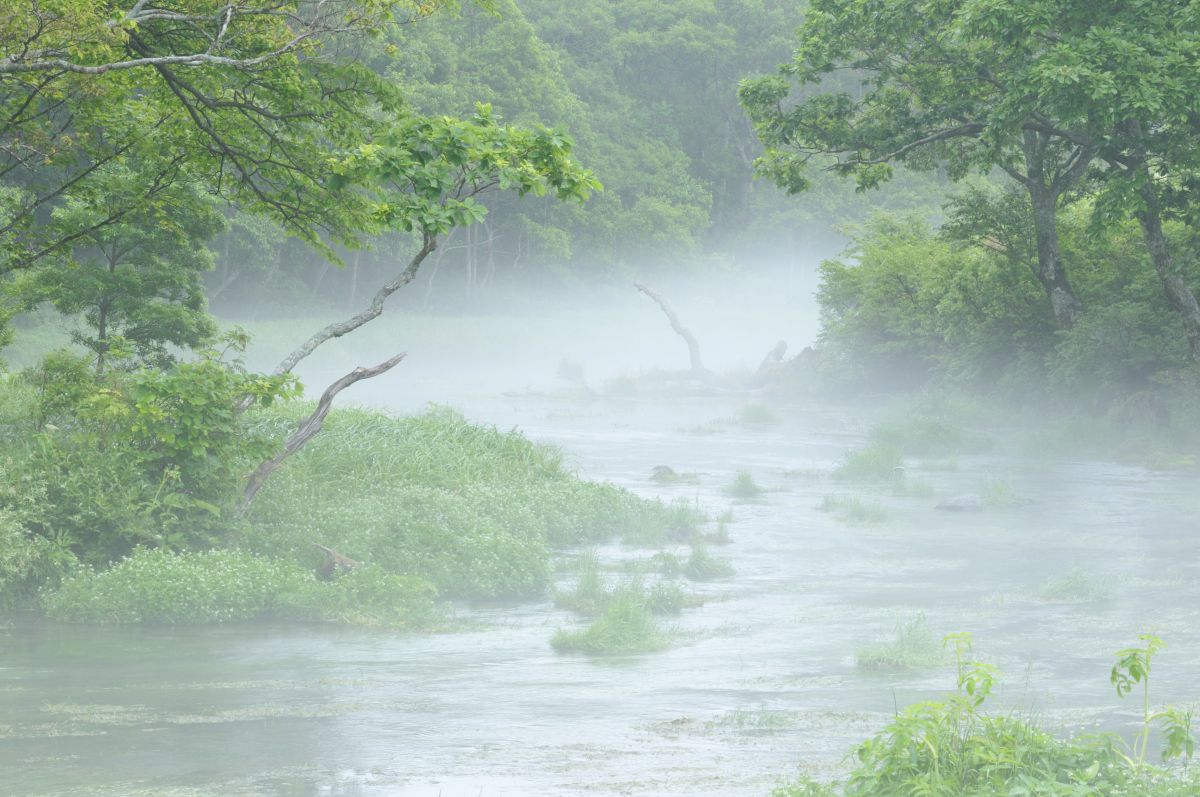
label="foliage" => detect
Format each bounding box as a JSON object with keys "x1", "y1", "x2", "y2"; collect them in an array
[
  {"x1": 1, "y1": 338, "x2": 295, "y2": 563},
  {"x1": 855, "y1": 613, "x2": 942, "y2": 671},
  {"x1": 551, "y1": 594, "x2": 668, "y2": 655},
  {"x1": 682, "y1": 543, "x2": 735, "y2": 581},
  {"x1": 42, "y1": 548, "x2": 440, "y2": 628},
  {"x1": 242, "y1": 405, "x2": 688, "y2": 601}
]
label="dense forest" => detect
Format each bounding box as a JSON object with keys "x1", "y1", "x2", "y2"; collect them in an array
[{"x1": 2, "y1": 2, "x2": 1200, "y2": 796}]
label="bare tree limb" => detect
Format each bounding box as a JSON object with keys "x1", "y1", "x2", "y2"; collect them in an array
[
  {"x1": 239, "y1": 352, "x2": 407, "y2": 512},
  {"x1": 634, "y1": 282, "x2": 706, "y2": 374},
  {"x1": 270, "y1": 233, "x2": 436, "y2": 377}
]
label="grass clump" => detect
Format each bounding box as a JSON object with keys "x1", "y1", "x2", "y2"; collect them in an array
[
  {"x1": 551, "y1": 595, "x2": 668, "y2": 655},
  {"x1": 980, "y1": 475, "x2": 1023, "y2": 507},
  {"x1": 556, "y1": 554, "x2": 697, "y2": 617},
  {"x1": 739, "y1": 403, "x2": 781, "y2": 426},
  {"x1": 834, "y1": 443, "x2": 904, "y2": 483},
  {"x1": 683, "y1": 543, "x2": 735, "y2": 581},
  {"x1": 819, "y1": 494, "x2": 890, "y2": 524},
  {"x1": 1037, "y1": 567, "x2": 1113, "y2": 603},
  {"x1": 726, "y1": 469, "x2": 763, "y2": 499},
  {"x1": 855, "y1": 613, "x2": 942, "y2": 670}
]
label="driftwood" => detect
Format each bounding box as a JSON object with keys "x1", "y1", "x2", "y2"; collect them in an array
[
  {"x1": 634, "y1": 282, "x2": 706, "y2": 375},
  {"x1": 313, "y1": 543, "x2": 361, "y2": 580},
  {"x1": 239, "y1": 353, "x2": 407, "y2": 512}
]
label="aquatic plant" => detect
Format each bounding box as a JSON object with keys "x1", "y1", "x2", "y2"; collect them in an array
[
  {"x1": 739, "y1": 403, "x2": 781, "y2": 426},
  {"x1": 834, "y1": 444, "x2": 904, "y2": 483},
  {"x1": 683, "y1": 543, "x2": 735, "y2": 581},
  {"x1": 1037, "y1": 567, "x2": 1113, "y2": 603},
  {"x1": 551, "y1": 595, "x2": 668, "y2": 655},
  {"x1": 818, "y1": 494, "x2": 890, "y2": 525},
  {"x1": 726, "y1": 470, "x2": 763, "y2": 499},
  {"x1": 855, "y1": 613, "x2": 942, "y2": 670},
  {"x1": 981, "y1": 475, "x2": 1023, "y2": 507}
]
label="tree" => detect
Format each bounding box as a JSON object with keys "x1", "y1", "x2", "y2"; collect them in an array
[
  {"x1": 738, "y1": 0, "x2": 1099, "y2": 328},
  {"x1": 16, "y1": 165, "x2": 224, "y2": 372},
  {"x1": 0, "y1": 1, "x2": 474, "y2": 279}
]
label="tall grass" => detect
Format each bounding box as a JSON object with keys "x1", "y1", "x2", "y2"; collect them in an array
[
  {"x1": 834, "y1": 444, "x2": 905, "y2": 483},
  {"x1": 551, "y1": 595, "x2": 668, "y2": 655},
  {"x1": 855, "y1": 613, "x2": 942, "y2": 670}
]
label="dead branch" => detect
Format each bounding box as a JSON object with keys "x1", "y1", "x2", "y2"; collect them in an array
[
  {"x1": 238, "y1": 353, "x2": 407, "y2": 513},
  {"x1": 634, "y1": 282, "x2": 706, "y2": 374}
]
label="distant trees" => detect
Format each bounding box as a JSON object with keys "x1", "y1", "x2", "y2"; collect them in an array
[{"x1": 740, "y1": 0, "x2": 1200, "y2": 359}]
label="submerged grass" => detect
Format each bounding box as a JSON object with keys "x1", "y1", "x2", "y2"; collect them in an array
[
  {"x1": 855, "y1": 613, "x2": 942, "y2": 670},
  {"x1": 1037, "y1": 567, "x2": 1113, "y2": 603},
  {"x1": 834, "y1": 443, "x2": 905, "y2": 483},
  {"x1": 818, "y1": 494, "x2": 890, "y2": 525}
]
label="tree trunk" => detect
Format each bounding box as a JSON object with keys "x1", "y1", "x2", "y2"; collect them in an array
[
  {"x1": 269, "y1": 233, "x2": 436, "y2": 377},
  {"x1": 1028, "y1": 187, "x2": 1082, "y2": 328},
  {"x1": 1135, "y1": 181, "x2": 1200, "y2": 361}
]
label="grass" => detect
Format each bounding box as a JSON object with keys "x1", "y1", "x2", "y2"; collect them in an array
[
  {"x1": 555, "y1": 553, "x2": 697, "y2": 616},
  {"x1": 739, "y1": 403, "x2": 781, "y2": 426},
  {"x1": 869, "y1": 413, "x2": 991, "y2": 457},
  {"x1": 31, "y1": 405, "x2": 693, "y2": 623},
  {"x1": 834, "y1": 443, "x2": 905, "y2": 483},
  {"x1": 981, "y1": 475, "x2": 1023, "y2": 507},
  {"x1": 726, "y1": 469, "x2": 764, "y2": 499},
  {"x1": 551, "y1": 595, "x2": 668, "y2": 655},
  {"x1": 42, "y1": 548, "x2": 442, "y2": 628},
  {"x1": 855, "y1": 613, "x2": 943, "y2": 670},
  {"x1": 1037, "y1": 567, "x2": 1113, "y2": 603},
  {"x1": 818, "y1": 494, "x2": 890, "y2": 525},
  {"x1": 683, "y1": 544, "x2": 736, "y2": 581}
]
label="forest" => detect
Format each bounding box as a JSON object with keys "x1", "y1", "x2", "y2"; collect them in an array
[{"x1": 2, "y1": 2, "x2": 1200, "y2": 796}]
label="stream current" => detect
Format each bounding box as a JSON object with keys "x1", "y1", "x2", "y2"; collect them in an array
[{"x1": 3, "y1": 394, "x2": 1199, "y2": 796}]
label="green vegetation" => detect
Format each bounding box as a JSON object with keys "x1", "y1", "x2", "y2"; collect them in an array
[
  {"x1": 980, "y1": 476, "x2": 1023, "y2": 508},
  {"x1": 818, "y1": 495, "x2": 890, "y2": 525},
  {"x1": 739, "y1": 403, "x2": 781, "y2": 426},
  {"x1": 855, "y1": 613, "x2": 942, "y2": 671},
  {"x1": 726, "y1": 470, "x2": 764, "y2": 499},
  {"x1": 775, "y1": 634, "x2": 1199, "y2": 797},
  {"x1": 870, "y1": 414, "x2": 990, "y2": 457},
  {"x1": 4, "y1": 396, "x2": 689, "y2": 622},
  {"x1": 834, "y1": 444, "x2": 905, "y2": 484},
  {"x1": 551, "y1": 595, "x2": 669, "y2": 655},
  {"x1": 43, "y1": 549, "x2": 440, "y2": 628},
  {"x1": 1036, "y1": 568, "x2": 1114, "y2": 604}
]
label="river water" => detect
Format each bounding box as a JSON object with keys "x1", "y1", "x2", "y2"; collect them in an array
[{"x1": 3, "y1": 393, "x2": 1199, "y2": 797}]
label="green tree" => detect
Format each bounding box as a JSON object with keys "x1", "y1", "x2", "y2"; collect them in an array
[
  {"x1": 738, "y1": 0, "x2": 1099, "y2": 328},
  {"x1": 17, "y1": 166, "x2": 224, "y2": 372}
]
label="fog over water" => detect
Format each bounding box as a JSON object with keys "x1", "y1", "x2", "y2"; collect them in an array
[{"x1": 5, "y1": 266, "x2": 1200, "y2": 796}]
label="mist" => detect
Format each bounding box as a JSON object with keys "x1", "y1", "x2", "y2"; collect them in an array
[{"x1": 4, "y1": 2, "x2": 1200, "y2": 797}]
